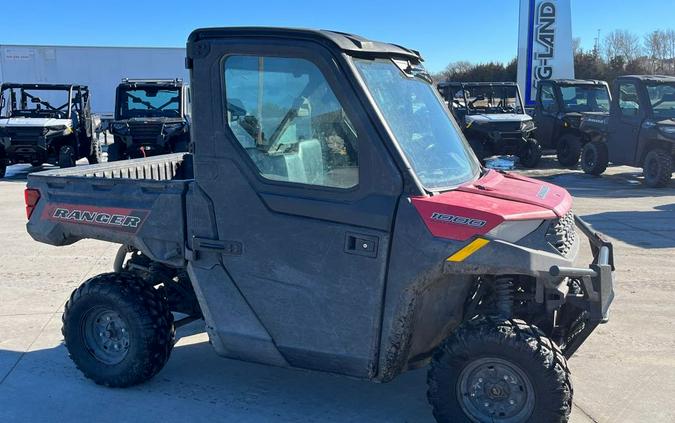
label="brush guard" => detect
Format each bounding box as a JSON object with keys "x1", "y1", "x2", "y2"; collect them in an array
[{"x1": 549, "y1": 215, "x2": 615, "y2": 358}]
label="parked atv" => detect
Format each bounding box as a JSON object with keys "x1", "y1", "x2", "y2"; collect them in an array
[
  {"x1": 25, "y1": 28, "x2": 614, "y2": 423},
  {"x1": 532, "y1": 79, "x2": 611, "y2": 167},
  {"x1": 579, "y1": 75, "x2": 675, "y2": 187},
  {"x1": 438, "y1": 81, "x2": 541, "y2": 167},
  {"x1": 0, "y1": 83, "x2": 100, "y2": 176},
  {"x1": 108, "y1": 79, "x2": 190, "y2": 161}
]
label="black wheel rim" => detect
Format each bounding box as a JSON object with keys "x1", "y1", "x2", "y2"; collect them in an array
[
  {"x1": 457, "y1": 357, "x2": 535, "y2": 422},
  {"x1": 82, "y1": 307, "x2": 130, "y2": 365}
]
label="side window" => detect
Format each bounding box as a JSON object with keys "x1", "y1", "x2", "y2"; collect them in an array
[
  {"x1": 223, "y1": 55, "x2": 359, "y2": 189},
  {"x1": 539, "y1": 84, "x2": 556, "y2": 112},
  {"x1": 619, "y1": 83, "x2": 641, "y2": 117}
]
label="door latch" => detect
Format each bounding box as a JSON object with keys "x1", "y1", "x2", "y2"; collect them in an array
[{"x1": 344, "y1": 232, "x2": 379, "y2": 258}]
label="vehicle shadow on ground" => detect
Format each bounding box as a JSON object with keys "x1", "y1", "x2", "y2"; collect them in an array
[
  {"x1": 528, "y1": 170, "x2": 674, "y2": 199},
  {"x1": 581, "y1": 203, "x2": 675, "y2": 248},
  {"x1": 0, "y1": 323, "x2": 434, "y2": 423}
]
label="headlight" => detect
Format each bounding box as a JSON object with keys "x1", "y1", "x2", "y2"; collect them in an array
[
  {"x1": 658, "y1": 126, "x2": 675, "y2": 137},
  {"x1": 487, "y1": 219, "x2": 543, "y2": 243},
  {"x1": 111, "y1": 122, "x2": 129, "y2": 133},
  {"x1": 163, "y1": 123, "x2": 184, "y2": 132},
  {"x1": 520, "y1": 120, "x2": 535, "y2": 131}
]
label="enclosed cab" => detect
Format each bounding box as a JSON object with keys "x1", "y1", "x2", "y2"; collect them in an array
[
  {"x1": 0, "y1": 83, "x2": 100, "y2": 176},
  {"x1": 108, "y1": 79, "x2": 190, "y2": 160},
  {"x1": 438, "y1": 81, "x2": 541, "y2": 167},
  {"x1": 24, "y1": 28, "x2": 614, "y2": 423},
  {"x1": 579, "y1": 75, "x2": 675, "y2": 187},
  {"x1": 533, "y1": 79, "x2": 611, "y2": 166}
]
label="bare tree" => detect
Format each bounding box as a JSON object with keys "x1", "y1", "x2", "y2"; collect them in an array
[
  {"x1": 604, "y1": 29, "x2": 642, "y2": 62},
  {"x1": 644, "y1": 30, "x2": 668, "y2": 73}
]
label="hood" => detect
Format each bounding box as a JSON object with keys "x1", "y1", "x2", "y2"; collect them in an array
[
  {"x1": 465, "y1": 114, "x2": 531, "y2": 124},
  {"x1": 121, "y1": 117, "x2": 184, "y2": 124},
  {"x1": 412, "y1": 170, "x2": 572, "y2": 241},
  {"x1": 0, "y1": 117, "x2": 72, "y2": 128}
]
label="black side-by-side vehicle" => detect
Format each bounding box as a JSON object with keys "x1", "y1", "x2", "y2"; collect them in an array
[
  {"x1": 532, "y1": 79, "x2": 611, "y2": 167},
  {"x1": 578, "y1": 75, "x2": 675, "y2": 187},
  {"x1": 108, "y1": 78, "x2": 191, "y2": 161},
  {"x1": 0, "y1": 83, "x2": 100, "y2": 176},
  {"x1": 24, "y1": 28, "x2": 614, "y2": 423}
]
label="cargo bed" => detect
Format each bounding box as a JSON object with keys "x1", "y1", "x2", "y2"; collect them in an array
[{"x1": 25, "y1": 153, "x2": 192, "y2": 267}]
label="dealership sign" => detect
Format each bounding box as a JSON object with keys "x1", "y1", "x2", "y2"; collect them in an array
[{"x1": 517, "y1": 0, "x2": 574, "y2": 106}]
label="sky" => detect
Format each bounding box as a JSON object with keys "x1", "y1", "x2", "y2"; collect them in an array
[{"x1": 2, "y1": 0, "x2": 674, "y2": 73}]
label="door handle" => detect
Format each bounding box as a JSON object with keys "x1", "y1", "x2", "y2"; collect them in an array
[{"x1": 344, "y1": 232, "x2": 379, "y2": 258}]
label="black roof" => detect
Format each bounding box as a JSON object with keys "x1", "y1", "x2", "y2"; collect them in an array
[
  {"x1": 438, "y1": 81, "x2": 518, "y2": 88},
  {"x1": 187, "y1": 27, "x2": 422, "y2": 61},
  {"x1": 617, "y1": 74, "x2": 675, "y2": 83},
  {"x1": 0, "y1": 83, "x2": 88, "y2": 90},
  {"x1": 118, "y1": 78, "x2": 184, "y2": 88},
  {"x1": 552, "y1": 79, "x2": 607, "y2": 86}
]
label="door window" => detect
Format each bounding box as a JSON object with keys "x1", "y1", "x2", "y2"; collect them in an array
[
  {"x1": 539, "y1": 84, "x2": 557, "y2": 112},
  {"x1": 223, "y1": 56, "x2": 359, "y2": 189},
  {"x1": 618, "y1": 83, "x2": 641, "y2": 117}
]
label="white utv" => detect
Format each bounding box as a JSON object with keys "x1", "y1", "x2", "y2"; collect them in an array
[{"x1": 0, "y1": 83, "x2": 100, "y2": 177}]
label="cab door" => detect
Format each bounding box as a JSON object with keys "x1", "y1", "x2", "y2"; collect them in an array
[
  {"x1": 534, "y1": 81, "x2": 560, "y2": 148},
  {"x1": 608, "y1": 81, "x2": 645, "y2": 165},
  {"x1": 187, "y1": 38, "x2": 403, "y2": 378}
]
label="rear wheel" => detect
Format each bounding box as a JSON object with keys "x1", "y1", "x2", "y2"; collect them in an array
[
  {"x1": 62, "y1": 272, "x2": 175, "y2": 387},
  {"x1": 87, "y1": 138, "x2": 102, "y2": 164},
  {"x1": 556, "y1": 134, "x2": 582, "y2": 167},
  {"x1": 58, "y1": 146, "x2": 75, "y2": 168},
  {"x1": 643, "y1": 149, "x2": 673, "y2": 188},
  {"x1": 427, "y1": 317, "x2": 572, "y2": 423},
  {"x1": 581, "y1": 141, "x2": 609, "y2": 176},
  {"x1": 518, "y1": 139, "x2": 542, "y2": 168},
  {"x1": 0, "y1": 163, "x2": 5, "y2": 178},
  {"x1": 31, "y1": 161, "x2": 43, "y2": 168}
]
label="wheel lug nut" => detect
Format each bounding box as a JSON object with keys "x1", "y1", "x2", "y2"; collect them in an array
[
  {"x1": 484, "y1": 402, "x2": 490, "y2": 407},
  {"x1": 478, "y1": 378, "x2": 483, "y2": 383},
  {"x1": 509, "y1": 400, "x2": 515, "y2": 405},
  {"x1": 99, "y1": 332, "x2": 103, "y2": 337}
]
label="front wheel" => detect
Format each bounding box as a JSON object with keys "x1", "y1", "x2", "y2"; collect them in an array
[
  {"x1": 518, "y1": 139, "x2": 542, "y2": 168},
  {"x1": 556, "y1": 134, "x2": 582, "y2": 167},
  {"x1": 643, "y1": 149, "x2": 673, "y2": 188},
  {"x1": 58, "y1": 146, "x2": 76, "y2": 168},
  {"x1": 427, "y1": 317, "x2": 572, "y2": 423},
  {"x1": 106, "y1": 142, "x2": 125, "y2": 162},
  {"x1": 62, "y1": 272, "x2": 175, "y2": 387},
  {"x1": 581, "y1": 141, "x2": 609, "y2": 176}
]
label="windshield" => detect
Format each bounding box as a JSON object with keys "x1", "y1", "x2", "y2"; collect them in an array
[
  {"x1": 354, "y1": 59, "x2": 480, "y2": 190},
  {"x1": 445, "y1": 84, "x2": 524, "y2": 115},
  {"x1": 560, "y1": 85, "x2": 610, "y2": 112},
  {"x1": 0, "y1": 87, "x2": 71, "y2": 119},
  {"x1": 117, "y1": 87, "x2": 181, "y2": 119},
  {"x1": 646, "y1": 83, "x2": 675, "y2": 119}
]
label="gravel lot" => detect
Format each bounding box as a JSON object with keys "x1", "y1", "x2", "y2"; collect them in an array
[{"x1": 1, "y1": 157, "x2": 673, "y2": 423}]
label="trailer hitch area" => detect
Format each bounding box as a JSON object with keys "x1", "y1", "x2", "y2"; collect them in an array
[{"x1": 549, "y1": 215, "x2": 615, "y2": 324}]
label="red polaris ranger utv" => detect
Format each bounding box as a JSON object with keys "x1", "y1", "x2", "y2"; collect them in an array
[{"x1": 24, "y1": 28, "x2": 614, "y2": 423}]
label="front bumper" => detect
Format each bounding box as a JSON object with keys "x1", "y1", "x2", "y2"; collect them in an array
[{"x1": 549, "y1": 215, "x2": 615, "y2": 357}]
